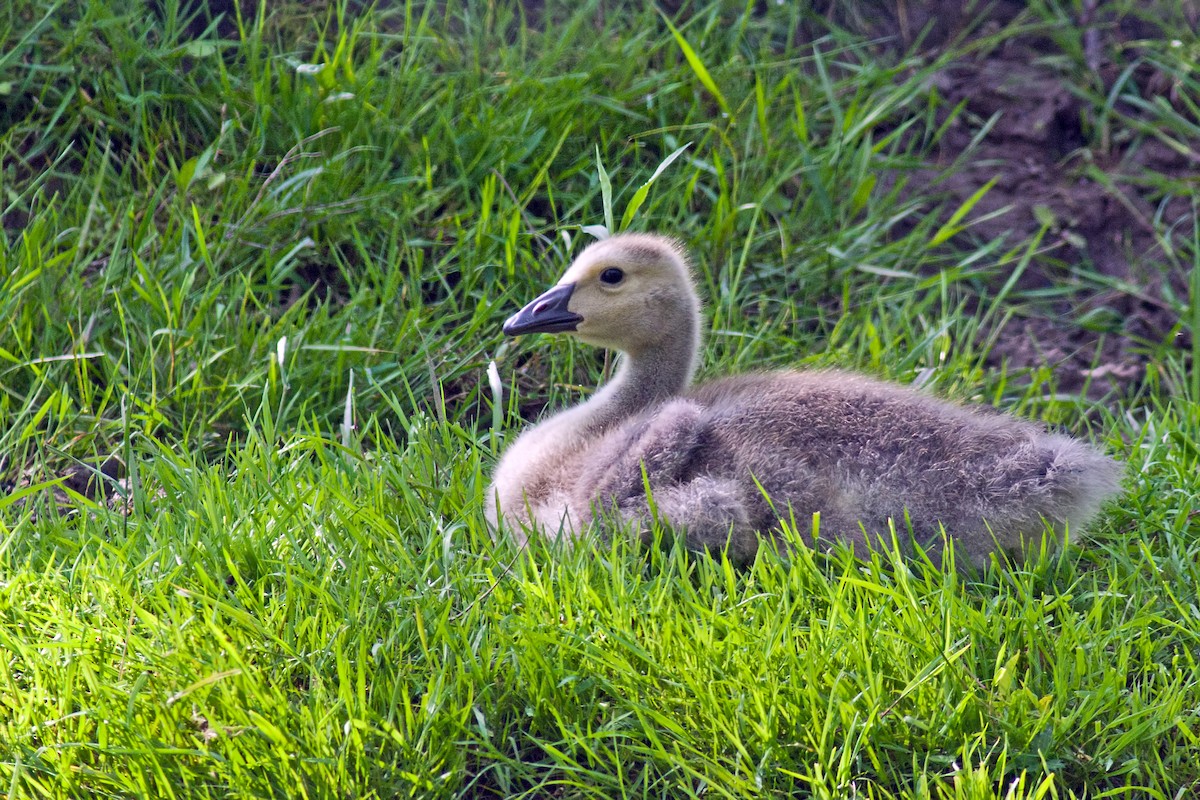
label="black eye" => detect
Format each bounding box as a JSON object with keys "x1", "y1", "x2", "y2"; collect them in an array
[{"x1": 599, "y1": 267, "x2": 624, "y2": 285}]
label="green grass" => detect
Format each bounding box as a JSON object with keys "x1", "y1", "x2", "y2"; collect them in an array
[{"x1": 2, "y1": 0, "x2": 1198, "y2": 797}]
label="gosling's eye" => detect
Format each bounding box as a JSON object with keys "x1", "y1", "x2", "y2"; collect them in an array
[{"x1": 599, "y1": 267, "x2": 625, "y2": 285}]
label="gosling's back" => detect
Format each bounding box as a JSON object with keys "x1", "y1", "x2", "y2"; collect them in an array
[{"x1": 576, "y1": 370, "x2": 1122, "y2": 566}]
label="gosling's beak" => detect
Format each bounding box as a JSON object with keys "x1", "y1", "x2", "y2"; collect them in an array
[{"x1": 503, "y1": 283, "x2": 582, "y2": 336}]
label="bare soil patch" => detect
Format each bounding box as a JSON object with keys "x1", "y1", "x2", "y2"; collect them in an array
[{"x1": 821, "y1": 1, "x2": 1198, "y2": 398}]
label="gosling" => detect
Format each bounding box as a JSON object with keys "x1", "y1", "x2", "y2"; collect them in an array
[{"x1": 485, "y1": 233, "x2": 1123, "y2": 568}]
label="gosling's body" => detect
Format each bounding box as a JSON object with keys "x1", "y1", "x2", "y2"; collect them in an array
[{"x1": 486, "y1": 234, "x2": 1122, "y2": 567}]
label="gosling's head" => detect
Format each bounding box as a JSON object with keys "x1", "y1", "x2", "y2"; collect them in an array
[{"x1": 503, "y1": 233, "x2": 699, "y2": 356}]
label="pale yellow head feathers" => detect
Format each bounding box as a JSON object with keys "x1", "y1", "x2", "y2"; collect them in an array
[{"x1": 504, "y1": 233, "x2": 700, "y2": 358}]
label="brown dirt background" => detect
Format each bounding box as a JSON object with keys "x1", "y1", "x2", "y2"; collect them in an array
[{"x1": 811, "y1": 0, "x2": 1198, "y2": 399}]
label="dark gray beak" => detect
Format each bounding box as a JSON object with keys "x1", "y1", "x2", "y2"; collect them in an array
[{"x1": 503, "y1": 283, "x2": 582, "y2": 336}]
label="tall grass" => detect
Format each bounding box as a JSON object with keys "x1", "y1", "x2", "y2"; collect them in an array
[{"x1": 1, "y1": 1, "x2": 1197, "y2": 797}]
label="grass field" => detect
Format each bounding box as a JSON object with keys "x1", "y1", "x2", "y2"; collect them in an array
[{"x1": 2, "y1": 1, "x2": 1199, "y2": 797}]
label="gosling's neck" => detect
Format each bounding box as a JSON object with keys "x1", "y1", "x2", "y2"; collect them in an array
[{"x1": 576, "y1": 309, "x2": 700, "y2": 432}]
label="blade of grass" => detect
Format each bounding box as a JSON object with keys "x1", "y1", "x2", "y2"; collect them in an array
[{"x1": 661, "y1": 13, "x2": 730, "y2": 117}]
